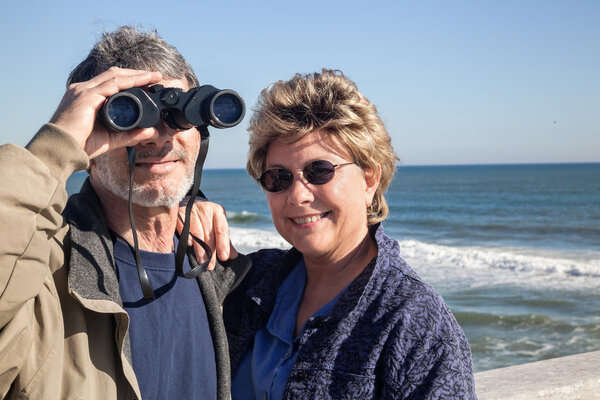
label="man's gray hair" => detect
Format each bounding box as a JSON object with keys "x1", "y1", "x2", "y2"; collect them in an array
[{"x1": 67, "y1": 26, "x2": 199, "y2": 87}]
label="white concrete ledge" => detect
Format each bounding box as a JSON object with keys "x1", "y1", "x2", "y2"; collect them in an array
[{"x1": 475, "y1": 351, "x2": 600, "y2": 399}]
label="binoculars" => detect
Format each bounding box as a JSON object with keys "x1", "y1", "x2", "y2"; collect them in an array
[{"x1": 99, "y1": 84, "x2": 245, "y2": 132}]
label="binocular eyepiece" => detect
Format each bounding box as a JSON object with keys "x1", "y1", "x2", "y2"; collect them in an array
[{"x1": 99, "y1": 84, "x2": 245, "y2": 132}]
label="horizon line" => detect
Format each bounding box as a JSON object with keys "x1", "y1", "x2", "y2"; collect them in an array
[{"x1": 203, "y1": 161, "x2": 600, "y2": 171}]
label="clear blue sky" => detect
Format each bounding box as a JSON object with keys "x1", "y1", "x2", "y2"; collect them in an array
[{"x1": 1, "y1": 0, "x2": 598, "y2": 168}]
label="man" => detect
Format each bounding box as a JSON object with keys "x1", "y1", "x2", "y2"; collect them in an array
[{"x1": 0, "y1": 26, "x2": 248, "y2": 399}]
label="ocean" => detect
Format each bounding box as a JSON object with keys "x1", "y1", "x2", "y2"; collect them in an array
[{"x1": 66, "y1": 163, "x2": 600, "y2": 372}]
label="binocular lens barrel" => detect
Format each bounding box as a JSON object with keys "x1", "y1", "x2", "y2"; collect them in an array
[
  {"x1": 210, "y1": 91, "x2": 245, "y2": 128},
  {"x1": 105, "y1": 93, "x2": 143, "y2": 131}
]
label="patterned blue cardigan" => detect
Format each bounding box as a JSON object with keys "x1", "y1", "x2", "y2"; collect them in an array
[{"x1": 224, "y1": 224, "x2": 477, "y2": 399}]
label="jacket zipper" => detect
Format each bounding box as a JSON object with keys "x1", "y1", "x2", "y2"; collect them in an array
[{"x1": 114, "y1": 313, "x2": 139, "y2": 400}]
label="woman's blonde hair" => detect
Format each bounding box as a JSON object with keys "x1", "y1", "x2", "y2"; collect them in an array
[{"x1": 247, "y1": 69, "x2": 399, "y2": 224}]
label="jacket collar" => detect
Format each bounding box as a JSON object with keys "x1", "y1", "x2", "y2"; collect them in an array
[
  {"x1": 246, "y1": 224, "x2": 393, "y2": 322},
  {"x1": 63, "y1": 178, "x2": 123, "y2": 305},
  {"x1": 62, "y1": 178, "x2": 135, "y2": 369}
]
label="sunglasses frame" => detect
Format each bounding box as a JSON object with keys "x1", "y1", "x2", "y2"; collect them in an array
[{"x1": 257, "y1": 160, "x2": 356, "y2": 193}]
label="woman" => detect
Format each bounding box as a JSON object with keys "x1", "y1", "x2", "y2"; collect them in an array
[{"x1": 199, "y1": 70, "x2": 476, "y2": 399}]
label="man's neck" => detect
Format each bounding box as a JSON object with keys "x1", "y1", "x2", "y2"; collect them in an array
[{"x1": 91, "y1": 178, "x2": 178, "y2": 254}]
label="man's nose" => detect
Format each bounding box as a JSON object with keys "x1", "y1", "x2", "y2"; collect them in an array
[{"x1": 139, "y1": 121, "x2": 178, "y2": 146}]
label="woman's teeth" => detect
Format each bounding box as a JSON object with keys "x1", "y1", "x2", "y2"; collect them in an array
[{"x1": 293, "y1": 213, "x2": 324, "y2": 225}]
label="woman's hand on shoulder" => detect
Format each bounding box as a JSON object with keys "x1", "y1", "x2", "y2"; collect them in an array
[{"x1": 177, "y1": 199, "x2": 238, "y2": 271}]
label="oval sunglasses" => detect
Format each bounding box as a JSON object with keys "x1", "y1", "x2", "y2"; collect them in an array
[{"x1": 257, "y1": 160, "x2": 355, "y2": 193}]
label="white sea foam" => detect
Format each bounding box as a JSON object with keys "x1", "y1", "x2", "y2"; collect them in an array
[
  {"x1": 230, "y1": 226, "x2": 290, "y2": 254},
  {"x1": 229, "y1": 226, "x2": 600, "y2": 290},
  {"x1": 399, "y1": 239, "x2": 600, "y2": 290}
]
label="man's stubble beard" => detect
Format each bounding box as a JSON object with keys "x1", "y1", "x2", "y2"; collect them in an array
[{"x1": 92, "y1": 145, "x2": 196, "y2": 208}]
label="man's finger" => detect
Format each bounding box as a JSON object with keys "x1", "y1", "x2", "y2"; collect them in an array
[
  {"x1": 93, "y1": 69, "x2": 163, "y2": 98},
  {"x1": 81, "y1": 67, "x2": 161, "y2": 91}
]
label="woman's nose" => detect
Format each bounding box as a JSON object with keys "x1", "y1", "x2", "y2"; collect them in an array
[{"x1": 286, "y1": 170, "x2": 314, "y2": 204}]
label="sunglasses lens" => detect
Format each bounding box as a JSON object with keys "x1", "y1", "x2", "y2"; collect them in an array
[
  {"x1": 260, "y1": 169, "x2": 293, "y2": 192},
  {"x1": 304, "y1": 160, "x2": 336, "y2": 184}
]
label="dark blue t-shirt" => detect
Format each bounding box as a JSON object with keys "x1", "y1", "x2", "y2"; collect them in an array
[{"x1": 113, "y1": 236, "x2": 216, "y2": 400}]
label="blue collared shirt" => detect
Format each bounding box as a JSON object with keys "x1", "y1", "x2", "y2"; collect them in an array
[{"x1": 232, "y1": 260, "x2": 344, "y2": 400}]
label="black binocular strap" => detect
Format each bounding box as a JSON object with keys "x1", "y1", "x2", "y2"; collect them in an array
[
  {"x1": 175, "y1": 128, "x2": 212, "y2": 280},
  {"x1": 127, "y1": 127, "x2": 213, "y2": 301},
  {"x1": 126, "y1": 146, "x2": 155, "y2": 300}
]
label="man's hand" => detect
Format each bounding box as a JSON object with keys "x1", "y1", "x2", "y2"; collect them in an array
[
  {"x1": 49, "y1": 67, "x2": 163, "y2": 159},
  {"x1": 177, "y1": 200, "x2": 238, "y2": 271}
]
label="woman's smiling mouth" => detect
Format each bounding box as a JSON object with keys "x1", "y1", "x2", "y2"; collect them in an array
[{"x1": 291, "y1": 212, "x2": 329, "y2": 225}]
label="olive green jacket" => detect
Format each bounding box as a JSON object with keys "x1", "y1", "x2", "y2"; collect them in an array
[{"x1": 0, "y1": 124, "x2": 249, "y2": 399}]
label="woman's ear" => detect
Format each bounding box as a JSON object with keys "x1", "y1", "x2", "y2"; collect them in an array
[{"x1": 364, "y1": 163, "x2": 381, "y2": 204}]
